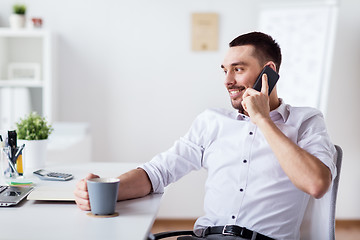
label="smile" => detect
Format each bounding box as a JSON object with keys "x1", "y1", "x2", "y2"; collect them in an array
[{"x1": 228, "y1": 87, "x2": 245, "y2": 98}]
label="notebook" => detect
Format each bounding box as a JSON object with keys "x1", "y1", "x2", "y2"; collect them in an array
[
  {"x1": 0, "y1": 185, "x2": 34, "y2": 206},
  {"x1": 26, "y1": 186, "x2": 75, "y2": 201}
]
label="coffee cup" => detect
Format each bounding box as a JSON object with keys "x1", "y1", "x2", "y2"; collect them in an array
[{"x1": 87, "y1": 177, "x2": 120, "y2": 215}]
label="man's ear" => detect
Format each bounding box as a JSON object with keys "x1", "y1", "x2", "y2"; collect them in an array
[{"x1": 265, "y1": 61, "x2": 277, "y2": 72}]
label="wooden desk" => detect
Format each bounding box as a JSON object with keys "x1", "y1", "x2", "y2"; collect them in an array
[{"x1": 0, "y1": 162, "x2": 162, "y2": 240}]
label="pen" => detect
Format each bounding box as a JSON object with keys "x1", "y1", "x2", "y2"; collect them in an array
[
  {"x1": 14, "y1": 144, "x2": 25, "y2": 176},
  {"x1": 0, "y1": 135, "x2": 4, "y2": 148},
  {"x1": 14, "y1": 144, "x2": 25, "y2": 160},
  {"x1": 9, "y1": 145, "x2": 12, "y2": 159},
  {"x1": 3, "y1": 144, "x2": 11, "y2": 160},
  {"x1": 8, "y1": 130, "x2": 17, "y2": 163}
]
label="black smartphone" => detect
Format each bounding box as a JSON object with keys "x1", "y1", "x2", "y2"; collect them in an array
[{"x1": 253, "y1": 65, "x2": 279, "y2": 95}]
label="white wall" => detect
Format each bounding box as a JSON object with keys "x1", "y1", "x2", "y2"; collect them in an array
[
  {"x1": 0, "y1": 0, "x2": 359, "y2": 219},
  {"x1": 325, "y1": 0, "x2": 360, "y2": 219},
  {"x1": 0, "y1": 0, "x2": 257, "y2": 163}
]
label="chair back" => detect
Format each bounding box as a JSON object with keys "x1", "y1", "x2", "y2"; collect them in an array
[{"x1": 300, "y1": 145, "x2": 343, "y2": 240}]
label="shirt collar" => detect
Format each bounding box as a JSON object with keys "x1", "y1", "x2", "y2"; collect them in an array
[{"x1": 270, "y1": 98, "x2": 289, "y2": 122}]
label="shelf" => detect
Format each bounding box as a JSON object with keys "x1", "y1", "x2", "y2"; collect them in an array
[
  {"x1": 0, "y1": 80, "x2": 43, "y2": 88},
  {"x1": 0, "y1": 28, "x2": 52, "y2": 130},
  {"x1": 0, "y1": 27, "x2": 49, "y2": 37}
]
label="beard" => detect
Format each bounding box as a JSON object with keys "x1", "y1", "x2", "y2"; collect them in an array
[
  {"x1": 230, "y1": 99, "x2": 245, "y2": 113},
  {"x1": 227, "y1": 86, "x2": 246, "y2": 113}
]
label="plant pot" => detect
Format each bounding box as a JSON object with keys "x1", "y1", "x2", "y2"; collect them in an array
[
  {"x1": 9, "y1": 14, "x2": 26, "y2": 29},
  {"x1": 18, "y1": 139, "x2": 48, "y2": 176}
]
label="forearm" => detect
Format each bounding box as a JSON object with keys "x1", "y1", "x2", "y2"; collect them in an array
[
  {"x1": 117, "y1": 168, "x2": 152, "y2": 200},
  {"x1": 257, "y1": 118, "x2": 331, "y2": 198}
]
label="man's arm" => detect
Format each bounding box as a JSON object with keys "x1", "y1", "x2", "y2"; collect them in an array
[
  {"x1": 117, "y1": 168, "x2": 153, "y2": 200},
  {"x1": 74, "y1": 168, "x2": 152, "y2": 211},
  {"x1": 242, "y1": 75, "x2": 331, "y2": 199},
  {"x1": 255, "y1": 117, "x2": 331, "y2": 198}
]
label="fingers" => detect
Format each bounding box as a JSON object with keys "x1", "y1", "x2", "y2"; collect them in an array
[
  {"x1": 85, "y1": 173, "x2": 100, "y2": 181},
  {"x1": 241, "y1": 73, "x2": 270, "y2": 119},
  {"x1": 241, "y1": 99, "x2": 247, "y2": 113},
  {"x1": 75, "y1": 196, "x2": 91, "y2": 211},
  {"x1": 261, "y1": 73, "x2": 269, "y2": 95},
  {"x1": 74, "y1": 173, "x2": 100, "y2": 211},
  {"x1": 74, "y1": 178, "x2": 90, "y2": 210},
  {"x1": 243, "y1": 86, "x2": 257, "y2": 98},
  {"x1": 241, "y1": 87, "x2": 257, "y2": 113}
]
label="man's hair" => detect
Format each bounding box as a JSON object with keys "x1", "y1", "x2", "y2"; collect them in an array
[{"x1": 229, "y1": 32, "x2": 282, "y2": 72}]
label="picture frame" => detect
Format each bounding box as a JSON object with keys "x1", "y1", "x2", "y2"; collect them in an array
[{"x1": 191, "y1": 13, "x2": 219, "y2": 51}]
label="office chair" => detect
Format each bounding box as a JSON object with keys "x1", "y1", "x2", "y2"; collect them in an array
[
  {"x1": 149, "y1": 145, "x2": 343, "y2": 240},
  {"x1": 299, "y1": 145, "x2": 343, "y2": 240}
]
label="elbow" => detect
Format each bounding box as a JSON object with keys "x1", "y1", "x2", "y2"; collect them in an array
[
  {"x1": 310, "y1": 186, "x2": 328, "y2": 199},
  {"x1": 308, "y1": 173, "x2": 332, "y2": 199}
]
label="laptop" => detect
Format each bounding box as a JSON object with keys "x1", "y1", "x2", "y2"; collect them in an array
[{"x1": 0, "y1": 185, "x2": 34, "y2": 206}]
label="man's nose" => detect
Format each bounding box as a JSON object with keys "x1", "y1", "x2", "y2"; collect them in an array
[{"x1": 224, "y1": 72, "x2": 236, "y2": 87}]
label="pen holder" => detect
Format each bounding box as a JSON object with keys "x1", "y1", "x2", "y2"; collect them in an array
[{"x1": 0, "y1": 146, "x2": 18, "y2": 183}]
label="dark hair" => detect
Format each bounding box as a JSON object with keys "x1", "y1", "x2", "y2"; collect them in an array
[{"x1": 229, "y1": 32, "x2": 282, "y2": 72}]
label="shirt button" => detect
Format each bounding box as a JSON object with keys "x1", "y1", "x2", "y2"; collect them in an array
[
  {"x1": 249, "y1": 132, "x2": 253, "y2": 135},
  {"x1": 240, "y1": 188, "x2": 244, "y2": 192},
  {"x1": 243, "y1": 160, "x2": 247, "y2": 163},
  {"x1": 232, "y1": 215, "x2": 236, "y2": 219}
]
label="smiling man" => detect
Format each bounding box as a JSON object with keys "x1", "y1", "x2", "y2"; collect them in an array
[
  {"x1": 221, "y1": 37, "x2": 281, "y2": 115},
  {"x1": 74, "y1": 32, "x2": 337, "y2": 240}
]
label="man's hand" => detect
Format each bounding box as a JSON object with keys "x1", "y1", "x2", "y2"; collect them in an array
[
  {"x1": 74, "y1": 168, "x2": 152, "y2": 211},
  {"x1": 74, "y1": 173, "x2": 100, "y2": 211},
  {"x1": 241, "y1": 73, "x2": 270, "y2": 124}
]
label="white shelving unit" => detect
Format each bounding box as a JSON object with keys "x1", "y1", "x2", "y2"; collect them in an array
[{"x1": 0, "y1": 28, "x2": 53, "y2": 130}]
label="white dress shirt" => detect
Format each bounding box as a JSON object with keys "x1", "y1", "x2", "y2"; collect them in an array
[{"x1": 141, "y1": 100, "x2": 337, "y2": 240}]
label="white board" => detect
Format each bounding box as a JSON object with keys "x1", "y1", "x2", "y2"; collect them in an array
[{"x1": 258, "y1": 1, "x2": 338, "y2": 115}]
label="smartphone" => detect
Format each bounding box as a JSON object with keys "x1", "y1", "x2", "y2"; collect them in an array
[{"x1": 253, "y1": 65, "x2": 279, "y2": 95}]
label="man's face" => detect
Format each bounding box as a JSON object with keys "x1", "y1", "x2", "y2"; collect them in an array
[{"x1": 221, "y1": 45, "x2": 263, "y2": 111}]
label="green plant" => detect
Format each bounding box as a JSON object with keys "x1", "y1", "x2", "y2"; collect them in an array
[
  {"x1": 16, "y1": 112, "x2": 53, "y2": 140},
  {"x1": 13, "y1": 4, "x2": 26, "y2": 15}
]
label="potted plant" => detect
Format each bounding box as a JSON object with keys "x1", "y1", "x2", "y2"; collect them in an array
[
  {"x1": 16, "y1": 112, "x2": 53, "y2": 174},
  {"x1": 9, "y1": 4, "x2": 27, "y2": 29}
]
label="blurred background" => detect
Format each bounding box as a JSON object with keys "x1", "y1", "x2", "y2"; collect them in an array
[{"x1": 0, "y1": 0, "x2": 359, "y2": 222}]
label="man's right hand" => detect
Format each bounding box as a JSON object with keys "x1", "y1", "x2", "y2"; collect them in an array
[{"x1": 74, "y1": 173, "x2": 100, "y2": 211}]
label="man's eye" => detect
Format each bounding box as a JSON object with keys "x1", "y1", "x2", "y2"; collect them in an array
[
  {"x1": 234, "y1": 68, "x2": 243, "y2": 72},
  {"x1": 223, "y1": 70, "x2": 227, "y2": 75}
]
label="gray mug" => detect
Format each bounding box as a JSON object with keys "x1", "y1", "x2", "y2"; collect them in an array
[{"x1": 87, "y1": 178, "x2": 120, "y2": 215}]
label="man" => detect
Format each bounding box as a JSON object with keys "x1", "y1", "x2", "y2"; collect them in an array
[{"x1": 74, "y1": 32, "x2": 336, "y2": 240}]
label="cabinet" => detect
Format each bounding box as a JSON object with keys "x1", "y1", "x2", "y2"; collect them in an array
[{"x1": 0, "y1": 28, "x2": 53, "y2": 130}]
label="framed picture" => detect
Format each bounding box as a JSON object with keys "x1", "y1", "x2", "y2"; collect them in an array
[
  {"x1": 191, "y1": 13, "x2": 219, "y2": 51},
  {"x1": 8, "y1": 62, "x2": 41, "y2": 80}
]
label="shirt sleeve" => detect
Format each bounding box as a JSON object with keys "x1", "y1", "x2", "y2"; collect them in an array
[
  {"x1": 296, "y1": 110, "x2": 337, "y2": 181},
  {"x1": 139, "y1": 113, "x2": 207, "y2": 193}
]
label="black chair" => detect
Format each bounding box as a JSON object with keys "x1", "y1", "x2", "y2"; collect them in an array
[{"x1": 148, "y1": 230, "x2": 195, "y2": 240}]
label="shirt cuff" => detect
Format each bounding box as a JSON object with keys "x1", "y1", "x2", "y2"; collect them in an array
[{"x1": 138, "y1": 163, "x2": 165, "y2": 194}]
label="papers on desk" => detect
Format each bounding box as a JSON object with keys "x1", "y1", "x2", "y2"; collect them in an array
[{"x1": 27, "y1": 186, "x2": 75, "y2": 201}]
